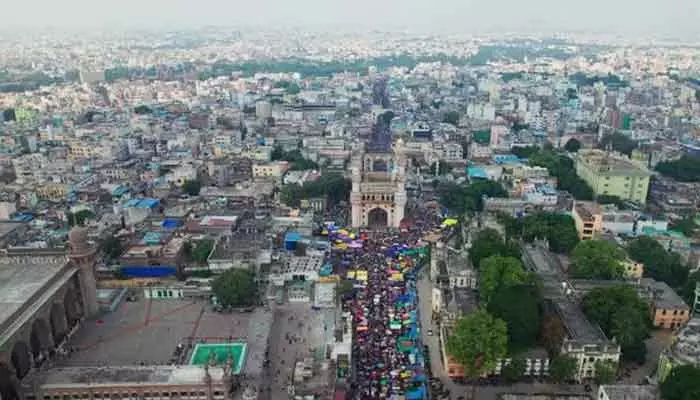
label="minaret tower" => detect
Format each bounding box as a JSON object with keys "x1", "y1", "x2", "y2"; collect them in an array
[{"x1": 67, "y1": 226, "x2": 99, "y2": 317}]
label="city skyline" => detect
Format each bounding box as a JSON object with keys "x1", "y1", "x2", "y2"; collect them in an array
[{"x1": 3, "y1": 0, "x2": 700, "y2": 38}]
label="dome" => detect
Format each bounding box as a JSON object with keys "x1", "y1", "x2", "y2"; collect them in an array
[{"x1": 69, "y1": 226, "x2": 90, "y2": 254}]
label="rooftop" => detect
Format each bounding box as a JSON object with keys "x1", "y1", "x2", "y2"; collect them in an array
[
  {"x1": 56, "y1": 299, "x2": 267, "y2": 369},
  {"x1": 522, "y1": 245, "x2": 607, "y2": 342},
  {"x1": 574, "y1": 201, "x2": 601, "y2": 220},
  {"x1": 34, "y1": 365, "x2": 226, "y2": 387},
  {"x1": 599, "y1": 384, "x2": 659, "y2": 400},
  {"x1": 0, "y1": 220, "x2": 27, "y2": 238},
  {"x1": 640, "y1": 278, "x2": 689, "y2": 311},
  {"x1": 665, "y1": 317, "x2": 700, "y2": 365},
  {"x1": 286, "y1": 255, "x2": 325, "y2": 273},
  {"x1": 576, "y1": 149, "x2": 651, "y2": 177},
  {"x1": 0, "y1": 254, "x2": 73, "y2": 339}
]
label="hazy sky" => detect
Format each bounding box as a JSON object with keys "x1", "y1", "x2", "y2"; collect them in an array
[{"x1": 4, "y1": 0, "x2": 700, "y2": 36}]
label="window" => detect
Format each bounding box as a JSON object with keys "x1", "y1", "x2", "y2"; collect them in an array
[{"x1": 662, "y1": 309, "x2": 667, "y2": 315}]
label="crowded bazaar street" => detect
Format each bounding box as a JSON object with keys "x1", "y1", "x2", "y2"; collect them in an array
[{"x1": 327, "y1": 201, "x2": 444, "y2": 400}]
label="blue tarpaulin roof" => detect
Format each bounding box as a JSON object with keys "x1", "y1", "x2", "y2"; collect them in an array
[
  {"x1": 124, "y1": 198, "x2": 160, "y2": 208},
  {"x1": 285, "y1": 232, "x2": 302, "y2": 242},
  {"x1": 12, "y1": 213, "x2": 34, "y2": 222},
  {"x1": 143, "y1": 232, "x2": 165, "y2": 245},
  {"x1": 161, "y1": 219, "x2": 182, "y2": 229},
  {"x1": 493, "y1": 154, "x2": 522, "y2": 164},
  {"x1": 112, "y1": 186, "x2": 129, "y2": 196},
  {"x1": 467, "y1": 167, "x2": 488, "y2": 179}
]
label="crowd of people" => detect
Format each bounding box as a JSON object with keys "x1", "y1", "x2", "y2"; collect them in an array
[{"x1": 329, "y1": 213, "x2": 442, "y2": 399}]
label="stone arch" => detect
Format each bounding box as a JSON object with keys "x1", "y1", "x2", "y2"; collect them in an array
[
  {"x1": 367, "y1": 207, "x2": 388, "y2": 228},
  {"x1": 30, "y1": 318, "x2": 52, "y2": 360},
  {"x1": 64, "y1": 288, "x2": 82, "y2": 328},
  {"x1": 0, "y1": 363, "x2": 19, "y2": 400},
  {"x1": 50, "y1": 302, "x2": 68, "y2": 345},
  {"x1": 10, "y1": 341, "x2": 31, "y2": 380}
]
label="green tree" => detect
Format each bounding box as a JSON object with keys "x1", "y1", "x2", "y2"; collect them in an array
[
  {"x1": 182, "y1": 179, "x2": 202, "y2": 196},
  {"x1": 570, "y1": 239, "x2": 625, "y2": 279},
  {"x1": 190, "y1": 239, "x2": 214, "y2": 264},
  {"x1": 445, "y1": 310, "x2": 508, "y2": 378},
  {"x1": 661, "y1": 365, "x2": 700, "y2": 400},
  {"x1": 681, "y1": 271, "x2": 700, "y2": 306},
  {"x1": 501, "y1": 357, "x2": 526, "y2": 383},
  {"x1": 596, "y1": 194, "x2": 624, "y2": 206},
  {"x1": 540, "y1": 312, "x2": 567, "y2": 356},
  {"x1": 479, "y1": 256, "x2": 529, "y2": 305},
  {"x1": 67, "y1": 209, "x2": 94, "y2": 227},
  {"x1": 594, "y1": 360, "x2": 618, "y2": 384},
  {"x1": 211, "y1": 269, "x2": 258, "y2": 308},
  {"x1": 279, "y1": 173, "x2": 351, "y2": 208},
  {"x1": 670, "y1": 217, "x2": 698, "y2": 237},
  {"x1": 549, "y1": 355, "x2": 577, "y2": 383},
  {"x1": 431, "y1": 160, "x2": 452, "y2": 176},
  {"x1": 507, "y1": 212, "x2": 580, "y2": 254},
  {"x1": 628, "y1": 236, "x2": 689, "y2": 288},
  {"x1": 437, "y1": 182, "x2": 468, "y2": 215},
  {"x1": 280, "y1": 184, "x2": 304, "y2": 207},
  {"x1": 599, "y1": 133, "x2": 637, "y2": 156},
  {"x1": 286, "y1": 82, "x2": 301, "y2": 95},
  {"x1": 443, "y1": 111, "x2": 460, "y2": 126},
  {"x1": 469, "y1": 229, "x2": 521, "y2": 270},
  {"x1": 563, "y1": 138, "x2": 581, "y2": 153},
  {"x1": 656, "y1": 155, "x2": 700, "y2": 182},
  {"x1": 528, "y1": 149, "x2": 594, "y2": 200},
  {"x1": 271, "y1": 145, "x2": 285, "y2": 161},
  {"x1": 270, "y1": 147, "x2": 319, "y2": 170},
  {"x1": 465, "y1": 180, "x2": 508, "y2": 212},
  {"x1": 487, "y1": 284, "x2": 543, "y2": 351},
  {"x1": 437, "y1": 180, "x2": 507, "y2": 216},
  {"x1": 100, "y1": 236, "x2": 123, "y2": 260},
  {"x1": 511, "y1": 146, "x2": 540, "y2": 159},
  {"x1": 582, "y1": 285, "x2": 650, "y2": 363}
]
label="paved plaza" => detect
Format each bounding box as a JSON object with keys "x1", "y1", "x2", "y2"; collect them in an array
[
  {"x1": 266, "y1": 304, "x2": 336, "y2": 400},
  {"x1": 55, "y1": 298, "x2": 263, "y2": 368}
]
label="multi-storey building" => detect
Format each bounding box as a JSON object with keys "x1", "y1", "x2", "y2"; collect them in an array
[
  {"x1": 575, "y1": 149, "x2": 652, "y2": 204},
  {"x1": 658, "y1": 317, "x2": 700, "y2": 381},
  {"x1": 571, "y1": 201, "x2": 602, "y2": 240}
]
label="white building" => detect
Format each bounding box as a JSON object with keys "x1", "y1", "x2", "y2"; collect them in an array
[{"x1": 166, "y1": 165, "x2": 198, "y2": 187}]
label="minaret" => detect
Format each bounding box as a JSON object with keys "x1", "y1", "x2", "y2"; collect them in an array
[
  {"x1": 67, "y1": 226, "x2": 99, "y2": 317},
  {"x1": 350, "y1": 150, "x2": 363, "y2": 228},
  {"x1": 392, "y1": 138, "x2": 407, "y2": 228}
]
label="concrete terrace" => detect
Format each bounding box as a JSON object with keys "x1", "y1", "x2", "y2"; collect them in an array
[{"x1": 55, "y1": 298, "x2": 263, "y2": 368}]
